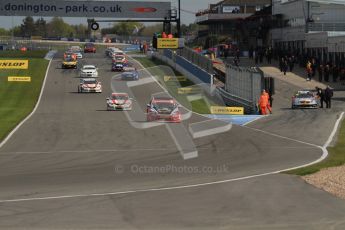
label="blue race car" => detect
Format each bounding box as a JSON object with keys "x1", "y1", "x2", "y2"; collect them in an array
[
  {"x1": 121, "y1": 70, "x2": 139, "y2": 81},
  {"x1": 112, "y1": 62, "x2": 124, "y2": 72}
]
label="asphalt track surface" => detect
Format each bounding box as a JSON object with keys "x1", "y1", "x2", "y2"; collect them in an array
[{"x1": 0, "y1": 51, "x2": 345, "y2": 229}]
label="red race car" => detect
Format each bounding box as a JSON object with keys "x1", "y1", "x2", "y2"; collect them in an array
[
  {"x1": 112, "y1": 54, "x2": 128, "y2": 65},
  {"x1": 84, "y1": 43, "x2": 96, "y2": 53},
  {"x1": 146, "y1": 97, "x2": 181, "y2": 122}
]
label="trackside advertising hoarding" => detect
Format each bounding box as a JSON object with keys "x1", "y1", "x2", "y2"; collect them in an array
[
  {"x1": 0, "y1": 60, "x2": 28, "y2": 69},
  {"x1": 0, "y1": 0, "x2": 171, "y2": 18},
  {"x1": 210, "y1": 106, "x2": 244, "y2": 115},
  {"x1": 8, "y1": 76, "x2": 31, "y2": 82}
]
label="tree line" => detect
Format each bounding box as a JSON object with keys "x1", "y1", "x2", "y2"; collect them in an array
[
  {"x1": 0, "y1": 16, "x2": 88, "y2": 38},
  {"x1": 101, "y1": 22, "x2": 199, "y2": 37},
  {"x1": 0, "y1": 16, "x2": 199, "y2": 38}
]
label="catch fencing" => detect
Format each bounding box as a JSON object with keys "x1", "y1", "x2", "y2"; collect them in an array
[
  {"x1": 176, "y1": 47, "x2": 214, "y2": 74},
  {"x1": 161, "y1": 49, "x2": 213, "y2": 85},
  {"x1": 157, "y1": 48, "x2": 266, "y2": 113},
  {"x1": 217, "y1": 64, "x2": 264, "y2": 113}
]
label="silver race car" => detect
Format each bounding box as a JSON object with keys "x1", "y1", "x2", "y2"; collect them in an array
[
  {"x1": 78, "y1": 78, "x2": 102, "y2": 93},
  {"x1": 291, "y1": 90, "x2": 318, "y2": 109},
  {"x1": 80, "y1": 65, "x2": 98, "y2": 78},
  {"x1": 106, "y1": 93, "x2": 132, "y2": 110}
]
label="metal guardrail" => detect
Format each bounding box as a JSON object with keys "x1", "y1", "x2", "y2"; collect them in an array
[
  {"x1": 160, "y1": 49, "x2": 212, "y2": 84},
  {"x1": 308, "y1": 23, "x2": 345, "y2": 32},
  {"x1": 175, "y1": 55, "x2": 212, "y2": 84},
  {"x1": 160, "y1": 48, "x2": 262, "y2": 113},
  {"x1": 176, "y1": 47, "x2": 214, "y2": 74},
  {"x1": 215, "y1": 87, "x2": 255, "y2": 114},
  {"x1": 224, "y1": 64, "x2": 264, "y2": 112}
]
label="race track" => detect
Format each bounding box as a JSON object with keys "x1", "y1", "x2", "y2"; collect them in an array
[{"x1": 0, "y1": 50, "x2": 345, "y2": 229}]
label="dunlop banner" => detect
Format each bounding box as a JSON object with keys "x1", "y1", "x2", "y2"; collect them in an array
[
  {"x1": 0, "y1": 60, "x2": 28, "y2": 69},
  {"x1": 8, "y1": 76, "x2": 31, "y2": 82},
  {"x1": 210, "y1": 106, "x2": 244, "y2": 115},
  {"x1": 157, "y1": 38, "x2": 179, "y2": 49}
]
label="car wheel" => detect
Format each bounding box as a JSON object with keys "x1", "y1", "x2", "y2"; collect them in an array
[{"x1": 78, "y1": 87, "x2": 81, "y2": 93}]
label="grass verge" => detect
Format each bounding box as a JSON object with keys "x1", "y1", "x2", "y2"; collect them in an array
[
  {"x1": 0, "y1": 51, "x2": 49, "y2": 142},
  {"x1": 286, "y1": 118, "x2": 345, "y2": 176},
  {"x1": 134, "y1": 56, "x2": 215, "y2": 114}
]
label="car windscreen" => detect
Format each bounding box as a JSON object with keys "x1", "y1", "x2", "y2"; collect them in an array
[
  {"x1": 296, "y1": 93, "x2": 313, "y2": 98},
  {"x1": 112, "y1": 95, "x2": 128, "y2": 100},
  {"x1": 83, "y1": 80, "x2": 96, "y2": 84},
  {"x1": 123, "y1": 72, "x2": 134, "y2": 76},
  {"x1": 83, "y1": 67, "x2": 95, "y2": 70},
  {"x1": 64, "y1": 57, "x2": 74, "y2": 62},
  {"x1": 153, "y1": 102, "x2": 176, "y2": 111}
]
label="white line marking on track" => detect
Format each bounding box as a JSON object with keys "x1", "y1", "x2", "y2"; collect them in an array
[
  {"x1": 0, "y1": 113, "x2": 342, "y2": 204},
  {"x1": 0, "y1": 146, "x2": 317, "y2": 155},
  {"x1": 243, "y1": 116, "x2": 265, "y2": 126}
]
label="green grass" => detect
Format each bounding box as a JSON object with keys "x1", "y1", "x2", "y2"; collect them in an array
[
  {"x1": 134, "y1": 57, "x2": 190, "y2": 85},
  {"x1": 191, "y1": 99, "x2": 211, "y2": 114},
  {"x1": 286, "y1": 118, "x2": 345, "y2": 176},
  {"x1": 0, "y1": 51, "x2": 49, "y2": 141},
  {"x1": 134, "y1": 56, "x2": 216, "y2": 114}
]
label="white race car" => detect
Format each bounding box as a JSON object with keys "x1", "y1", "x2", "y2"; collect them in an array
[
  {"x1": 80, "y1": 65, "x2": 98, "y2": 78},
  {"x1": 73, "y1": 51, "x2": 83, "y2": 59},
  {"x1": 291, "y1": 90, "x2": 318, "y2": 109},
  {"x1": 106, "y1": 93, "x2": 132, "y2": 110},
  {"x1": 69, "y1": 46, "x2": 82, "y2": 52},
  {"x1": 78, "y1": 78, "x2": 102, "y2": 93}
]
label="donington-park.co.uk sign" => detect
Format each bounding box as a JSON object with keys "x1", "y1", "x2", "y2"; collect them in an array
[{"x1": 0, "y1": 0, "x2": 171, "y2": 19}]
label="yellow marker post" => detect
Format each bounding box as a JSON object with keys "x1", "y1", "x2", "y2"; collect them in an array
[
  {"x1": 0, "y1": 60, "x2": 29, "y2": 69},
  {"x1": 164, "y1": 76, "x2": 187, "y2": 82},
  {"x1": 8, "y1": 76, "x2": 31, "y2": 82},
  {"x1": 177, "y1": 88, "x2": 202, "y2": 94},
  {"x1": 210, "y1": 106, "x2": 244, "y2": 115}
]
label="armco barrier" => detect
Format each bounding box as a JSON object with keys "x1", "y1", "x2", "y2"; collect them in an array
[
  {"x1": 215, "y1": 87, "x2": 256, "y2": 114},
  {"x1": 163, "y1": 49, "x2": 173, "y2": 59},
  {"x1": 223, "y1": 64, "x2": 264, "y2": 113},
  {"x1": 176, "y1": 47, "x2": 213, "y2": 74},
  {"x1": 175, "y1": 55, "x2": 211, "y2": 84},
  {"x1": 151, "y1": 51, "x2": 213, "y2": 93}
]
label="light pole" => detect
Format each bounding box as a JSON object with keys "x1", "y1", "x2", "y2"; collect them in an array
[
  {"x1": 11, "y1": 15, "x2": 15, "y2": 50},
  {"x1": 177, "y1": 0, "x2": 181, "y2": 37}
]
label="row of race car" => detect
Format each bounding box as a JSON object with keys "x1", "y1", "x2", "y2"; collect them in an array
[
  {"x1": 104, "y1": 46, "x2": 181, "y2": 122},
  {"x1": 61, "y1": 43, "x2": 97, "y2": 69},
  {"x1": 61, "y1": 45, "x2": 182, "y2": 122},
  {"x1": 61, "y1": 45, "x2": 316, "y2": 121}
]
